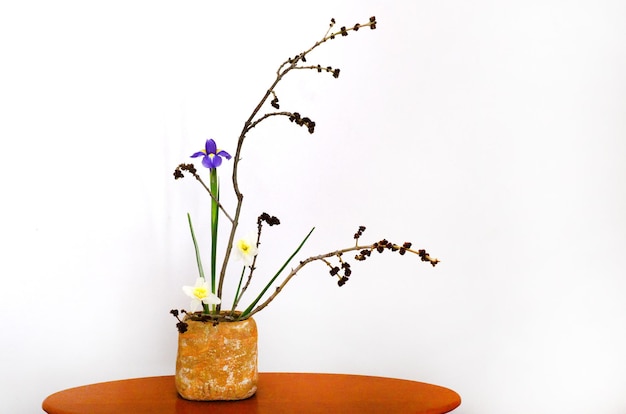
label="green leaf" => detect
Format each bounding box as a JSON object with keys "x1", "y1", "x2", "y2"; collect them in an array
[
  {"x1": 239, "y1": 227, "x2": 315, "y2": 318},
  {"x1": 187, "y1": 213, "x2": 209, "y2": 314},
  {"x1": 230, "y1": 266, "x2": 246, "y2": 314},
  {"x1": 187, "y1": 213, "x2": 205, "y2": 280}
]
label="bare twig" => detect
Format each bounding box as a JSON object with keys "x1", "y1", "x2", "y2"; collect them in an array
[
  {"x1": 216, "y1": 16, "x2": 378, "y2": 303},
  {"x1": 230, "y1": 213, "x2": 280, "y2": 313},
  {"x1": 245, "y1": 241, "x2": 438, "y2": 318},
  {"x1": 174, "y1": 164, "x2": 234, "y2": 224}
]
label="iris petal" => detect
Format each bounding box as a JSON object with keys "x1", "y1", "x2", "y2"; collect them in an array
[
  {"x1": 217, "y1": 150, "x2": 232, "y2": 160},
  {"x1": 205, "y1": 139, "x2": 217, "y2": 155},
  {"x1": 190, "y1": 139, "x2": 231, "y2": 170},
  {"x1": 202, "y1": 156, "x2": 213, "y2": 169}
]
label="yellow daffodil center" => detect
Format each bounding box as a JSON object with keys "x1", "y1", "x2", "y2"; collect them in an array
[
  {"x1": 192, "y1": 286, "x2": 208, "y2": 299},
  {"x1": 238, "y1": 239, "x2": 252, "y2": 254}
]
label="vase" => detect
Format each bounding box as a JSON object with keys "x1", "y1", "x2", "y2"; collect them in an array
[{"x1": 175, "y1": 312, "x2": 258, "y2": 401}]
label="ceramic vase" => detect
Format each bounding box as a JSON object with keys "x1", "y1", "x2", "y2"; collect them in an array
[{"x1": 175, "y1": 312, "x2": 258, "y2": 401}]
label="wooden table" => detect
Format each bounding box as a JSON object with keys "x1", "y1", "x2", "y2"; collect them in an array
[{"x1": 42, "y1": 373, "x2": 461, "y2": 414}]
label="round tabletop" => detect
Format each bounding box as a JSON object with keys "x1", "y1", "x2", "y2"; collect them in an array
[{"x1": 42, "y1": 373, "x2": 461, "y2": 414}]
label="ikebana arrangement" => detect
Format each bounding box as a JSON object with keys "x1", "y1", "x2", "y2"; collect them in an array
[{"x1": 169, "y1": 16, "x2": 439, "y2": 401}]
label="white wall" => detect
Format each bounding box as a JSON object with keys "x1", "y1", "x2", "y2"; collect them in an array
[{"x1": 1, "y1": 1, "x2": 625, "y2": 413}]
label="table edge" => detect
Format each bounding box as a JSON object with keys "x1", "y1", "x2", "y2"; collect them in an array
[{"x1": 43, "y1": 372, "x2": 461, "y2": 413}]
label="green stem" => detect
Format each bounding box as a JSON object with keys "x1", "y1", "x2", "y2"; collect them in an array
[
  {"x1": 210, "y1": 168, "x2": 219, "y2": 313},
  {"x1": 230, "y1": 266, "x2": 246, "y2": 315}
]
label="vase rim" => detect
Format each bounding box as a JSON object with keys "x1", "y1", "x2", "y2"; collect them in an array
[{"x1": 184, "y1": 310, "x2": 250, "y2": 323}]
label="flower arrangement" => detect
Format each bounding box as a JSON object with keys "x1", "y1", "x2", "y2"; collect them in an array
[{"x1": 170, "y1": 16, "x2": 438, "y2": 330}]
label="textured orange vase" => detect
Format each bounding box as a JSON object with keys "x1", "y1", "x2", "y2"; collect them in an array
[{"x1": 175, "y1": 312, "x2": 258, "y2": 401}]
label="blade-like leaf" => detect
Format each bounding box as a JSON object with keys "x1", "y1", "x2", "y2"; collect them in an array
[{"x1": 239, "y1": 227, "x2": 315, "y2": 318}]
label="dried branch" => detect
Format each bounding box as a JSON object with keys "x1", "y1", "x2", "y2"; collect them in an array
[
  {"x1": 230, "y1": 213, "x2": 281, "y2": 312},
  {"x1": 216, "y1": 16, "x2": 378, "y2": 302},
  {"x1": 245, "y1": 227, "x2": 438, "y2": 319},
  {"x1": 173, "y1": 164, "x2": 234, "y2": 224}
]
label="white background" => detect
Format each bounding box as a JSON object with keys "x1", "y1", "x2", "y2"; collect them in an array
[{"x1": 1, "y1": 1, "x2": 626, "y2": 413}]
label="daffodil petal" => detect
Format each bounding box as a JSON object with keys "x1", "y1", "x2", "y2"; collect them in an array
[
  {"x1": 182, "y1": 286, "x2": 194, "y2": 296},
  {"x1": 233, "y1": 233, "x2": 259, "y2": 267},
  {"x1": 189, "y1": 298, "x2": 201, "y2": 312},
  {"x1": 202, "y1": 292, "x2": 222, "y2": 305}
]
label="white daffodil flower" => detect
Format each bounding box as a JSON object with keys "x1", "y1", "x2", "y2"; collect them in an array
[
  {"x1": 233, "y1": 233, "x2": 259, "y2": 267},
  {"x1": 182, "y1": 277, "x2": 221, "y2": 312}
]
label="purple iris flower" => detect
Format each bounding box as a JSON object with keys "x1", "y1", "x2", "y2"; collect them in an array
[{"x1": 190, "y1": 139, "x2": 232, "y2": 169}]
